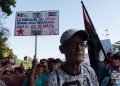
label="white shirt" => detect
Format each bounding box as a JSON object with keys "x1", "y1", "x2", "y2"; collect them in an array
[{"x1": 44, "y1": 63, "x2": 99, "y2": 86}]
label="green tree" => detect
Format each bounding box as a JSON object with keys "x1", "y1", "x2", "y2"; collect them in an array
[
  {"x1": 0, "y1": 0, "x2": 16, "y2": 58},
  {"x1": 0, "y1": 26, "x2": 9, "y2": 44},
  {"x1": 112, "y1": 41, "x2": 120, "y2": 52},
  {"x1": 0, "y1": 10, "x2": 13, "y2": 58},
  {"x1": 0, "y1": 0, "x2": 16, "y2": 16},
  {"x1": 0, "y1": 30, "x2": 14, "y2": 58},
  {"x1": 0, "y1": 27, "x2": 10, "y2": 57}
]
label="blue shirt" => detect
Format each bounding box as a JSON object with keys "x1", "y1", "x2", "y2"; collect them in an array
[
  {"x1": 41, "y1": 71, "x2": 49, "y2": 81},
  {"x1": 22, "y1": 75, "x2": 43, "y2": 86},
  {"x1": 35, "y1": 76, "x2": 43, "y2": 86},
  {"x1": 101, "y1": 73, "x2": 120, "y2": 86}
]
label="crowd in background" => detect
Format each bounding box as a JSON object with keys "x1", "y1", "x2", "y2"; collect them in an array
[
  {"x1": 1, "y1": 52, "x2": 120, "y2": 86},
  {"x1": 100, "y1": 52, "x2": 120, "y2": 86},
  {"x1": 0, "y1": 57, "x2": 63, "y2": 86},
  {"x1": 24, "y1": 58, "x2": 63, "y2": 86}
]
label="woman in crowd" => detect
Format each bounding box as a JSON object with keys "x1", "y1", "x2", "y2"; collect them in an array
[{"x1": 22, "y1": 63, "x2": 44, "y2": 86}]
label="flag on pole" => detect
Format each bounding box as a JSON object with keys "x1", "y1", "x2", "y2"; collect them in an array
[{"x1": 81, "y1": 1, "x2": 108, "y2": 81}]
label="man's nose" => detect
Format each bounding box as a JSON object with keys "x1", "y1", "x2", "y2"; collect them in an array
[{"x1": 76, "y1": 45, "x2": 83, "y2": 51}]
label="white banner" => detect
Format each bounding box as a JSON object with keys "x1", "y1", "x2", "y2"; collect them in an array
[
  {"x1": 15, "y1": 10, "x2": 59, "y2": 36},
  {"x1": 101, "y1": 39, "x2": 114, "y2": 53}
]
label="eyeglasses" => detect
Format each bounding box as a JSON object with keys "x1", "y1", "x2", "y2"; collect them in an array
[{"x1": 63, "y1": 42, "x2": 87, "y2": 49}]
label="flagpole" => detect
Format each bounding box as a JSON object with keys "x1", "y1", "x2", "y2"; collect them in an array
[{"x1": 81, "y1": 1, "x2": 108, "y2": 59}]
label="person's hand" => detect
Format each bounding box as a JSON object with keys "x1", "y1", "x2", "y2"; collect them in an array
[{"x1": 32, "y1": 59, "x2": 37, "y2": 69}]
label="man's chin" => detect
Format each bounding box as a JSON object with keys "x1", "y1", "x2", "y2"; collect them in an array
[
  {"x1": 73, "y1": 60, "x2": 83, "y2": 65},
  {"x1": 75, "y1": 57, "x2": 84, "y2": 62}
]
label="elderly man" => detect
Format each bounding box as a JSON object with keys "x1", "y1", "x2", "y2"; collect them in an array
[{"x1": 44, "y1": 29, "x2": 99, "y2": 86}]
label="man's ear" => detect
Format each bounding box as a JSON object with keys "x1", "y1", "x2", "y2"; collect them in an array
[{"x1": 59, "y1": 45, "x2": 64, "y2": 54}]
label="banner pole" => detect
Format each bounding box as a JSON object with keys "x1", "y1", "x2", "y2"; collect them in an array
[{"x1": 34, "y1": 35, "x2": 37, "y2": 60}]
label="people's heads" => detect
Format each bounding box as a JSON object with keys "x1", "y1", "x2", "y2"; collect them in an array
[
  {"x1": 59, "y1": 29, "x2": 88, "y2": 64},
  {"x1": 107, "y1": 52, "x2": 113, "y2": 60},
  {"x1": 35, "y1": 64, "x2": 43, "y2": 76},
  {"x1": 116, "y1": 66, "x2": 120, "y2": 72},
  {"x1": 14, "y1": 67, "x2": 24, "y2": 74},
  {"x1": 107, "y1": 52, "x2": 113, "y2": 57},
  {"x1": 20, "y1": 63, "x2": 24, "y2": 70},
  {"x1": 111, "y1": 52, "x2": 120, "y2": 66},
  {"x1": 48, "y1": 58, "x2": 58, "y2": 71},
  {"x1": 20, "y1": 63, "x2": 23, "y2": 66},
  {"x1": 3, "y1": 70, "x2": 11, "y2": 75},
  {"x1": 40, "y1": 59, "x2": 48, "y2": 71},
  {"x1": 104, "y1": 52, "x2": 113, "y2": 64},
  {"x1": 56, "y1": 58, "x2": 62, "y2": 67},
  {"x1": 40, "y1": 59, "x2": 47, "y2": 63}
]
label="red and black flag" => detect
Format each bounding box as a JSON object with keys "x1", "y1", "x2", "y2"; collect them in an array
[{"x1": 81, "y1": 1, "x2": 107, "y2": 70}]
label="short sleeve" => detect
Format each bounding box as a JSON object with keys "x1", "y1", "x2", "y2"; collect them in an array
[
  {"x1": 101, "y1": 77, "x2": 110, "y2": 86},
  {"x1": 90, "y1": 68, "x2": 99, "y2": 86},
  {"x1": 83, "y1": 64, "x2": 99, "y2": 86},
  {"x1": 43, "y1": 71, "x2": 58, "y2": 86}
]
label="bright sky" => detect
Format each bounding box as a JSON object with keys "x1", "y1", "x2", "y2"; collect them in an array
[{"x1": 4, "y1": 0, "x2": 120, "y2": 60}]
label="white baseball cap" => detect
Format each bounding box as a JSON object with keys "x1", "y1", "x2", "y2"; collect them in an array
[{"x1": 60, "y1": 29, "x2": 88, "y2": 44}]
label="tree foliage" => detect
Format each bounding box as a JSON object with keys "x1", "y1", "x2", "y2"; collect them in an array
[
  {"x1": 0, "y1": 0, "x2": 16, "y2": 57},
  {"x1": 0, "y1": 26, "x2": 9, "y2": 45},
  {"x1": 0, "y1": 26, "x2": 10, "y2": 57},
  {"x1": 112, "y1": 41, "x2": 120, "y2": 52},
  {"x1": 0, "y1": 1, "x2": 14, "y2": 58},
  {"x1": 0, "y1": 0, "x2": 16, "y2": 16}
]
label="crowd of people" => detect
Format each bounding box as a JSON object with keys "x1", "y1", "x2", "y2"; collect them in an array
[
  {"x1": 0, "y1": 29, "x2": 120, "y2": 86},
  {"x1": 0, "y1": 57, "x2": 63, "y2": 86},
  {"x1": 101, "y1": 52, "x2": 120, "y2": 86},
  {"x1": 0, "y1": 63, "x2": 24, "y2": 75},
  {"x1": 23, "y1": 58, "x2": 63, "y2": 86},
  {"x1": 24, "y1": 29, "x2": 99, "y2": 86}
]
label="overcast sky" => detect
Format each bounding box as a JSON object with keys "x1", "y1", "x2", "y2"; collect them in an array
[{"x1": 4, "y1": 0, "x2": 120, "y2": 60}]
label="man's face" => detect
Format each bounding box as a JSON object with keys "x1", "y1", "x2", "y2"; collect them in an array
[
  {"x1": 35, "y1": 67, "x2": 43, "y2": 76},
  {"x1": 42, "y1": 62, "x2": 48, "y2": 70},
  {"x1": 62, "y1": 35, "x2": 86, "y2": 64},
  {"x1": 48, "y1": 62, "x2": 57, "y2": 71},
  {"x1": 112, "y1": 59, "x2": 120, "y2": 66}
]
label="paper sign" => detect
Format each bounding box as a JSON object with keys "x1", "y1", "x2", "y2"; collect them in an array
[{"x1": 15, "y1": 10, "x2": 59, "y2": 36}]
